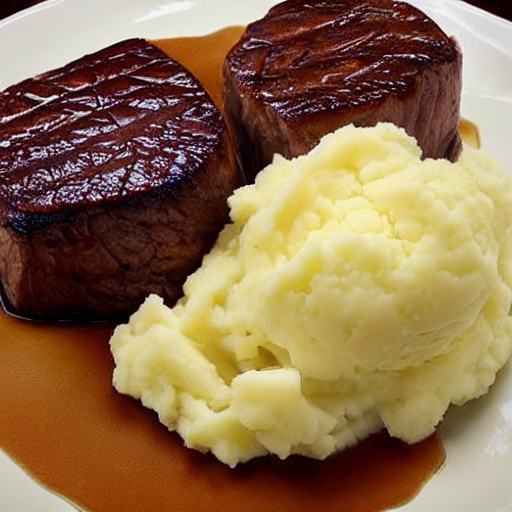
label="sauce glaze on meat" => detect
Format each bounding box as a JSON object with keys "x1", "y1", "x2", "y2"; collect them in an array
[
  {"x1": 0, "y1": 38, "x2": 242, "y2": 322},
  {"x1": 223, "y1": 0, "x2": 463, "y2": 181}
]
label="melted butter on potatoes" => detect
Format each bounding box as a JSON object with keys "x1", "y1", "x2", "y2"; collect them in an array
[{"x1": 110, "y1": 123, "x2": 512, "y2": 467}]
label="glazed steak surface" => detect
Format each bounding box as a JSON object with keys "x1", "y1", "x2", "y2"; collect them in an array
[
  {"x1": 223, "y1": 0, "x2": 463, "y2": 181},
  {"x1": 0, "y1": 38, "x2": 242, "y2": 321}
]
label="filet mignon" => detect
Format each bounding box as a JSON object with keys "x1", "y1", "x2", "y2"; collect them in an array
[
  {"x1": 223, "y1": 0, "x2": 463, "y2": 181},
  {"x1": 0, "y1": 38, "x2": 242, "y2": 322}
]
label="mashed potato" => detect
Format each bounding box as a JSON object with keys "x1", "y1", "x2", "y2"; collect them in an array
[{"x1": 110, "y1": 123, "x2": 512, "y2": 467}]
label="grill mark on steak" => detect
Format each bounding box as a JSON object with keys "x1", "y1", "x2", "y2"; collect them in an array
[
  {"x1": 223, "y1": 0, "x2": 463, "y2": 181},
  {"x1": 0, "y1": 39, "x2": 225, "y2": 228}
]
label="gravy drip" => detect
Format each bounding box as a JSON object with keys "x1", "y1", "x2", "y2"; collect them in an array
[{"x1": 0, "y1": 27, "x2": 445, "y2": 512}]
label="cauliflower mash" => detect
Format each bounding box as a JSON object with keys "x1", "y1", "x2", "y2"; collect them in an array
[{"x1": 110, "y1": 123, "x2": 512, "y2": 467}]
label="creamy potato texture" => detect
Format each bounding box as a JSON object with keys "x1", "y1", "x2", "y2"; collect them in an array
[{"x1": 110, "y1": 123, "x2": 512, "y2": 467}]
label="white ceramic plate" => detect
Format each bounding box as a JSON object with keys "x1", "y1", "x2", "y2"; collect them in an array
[{"x1": 0, "y1": 0, "x2": 511, "y2": 511}]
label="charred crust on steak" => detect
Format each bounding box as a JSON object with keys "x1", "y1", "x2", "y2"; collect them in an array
[
  {"x1": 0, "y1": 38, "x2": 227, "y2": 233},
  {"x1": 223, "y1": 0, "x2": 463, "y2": 181},
  {"x1": 0, "y1": 38, "x2": 242, "y2": 322}
]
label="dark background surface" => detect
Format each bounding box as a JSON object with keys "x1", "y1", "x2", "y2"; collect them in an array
[
  {"x1": 1, "y1": 0, "x2": 512, "y2": 21},
  {"x1": 465, "y1": 0, "x2": 512, "y2": 19}
]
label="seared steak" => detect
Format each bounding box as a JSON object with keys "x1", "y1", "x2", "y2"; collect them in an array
[
  {"x1": 223, "y1": 0, "x2": 463, "y2": 181},
  {"x1": 0, "y1": 38, "x2": 242, "y2": 322}
]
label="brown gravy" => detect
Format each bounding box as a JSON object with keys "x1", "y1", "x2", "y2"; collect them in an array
[
  {"x1": 153, "y1": 26, "x2": 246, "y2": 109},
  {"x1": 0, "y1": 27, "x2": 445, "y2": 512}
]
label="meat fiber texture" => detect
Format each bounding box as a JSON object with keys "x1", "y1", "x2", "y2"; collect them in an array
[{"x1": 110, "y1": 123, "x2": 512, "y2": 467}]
